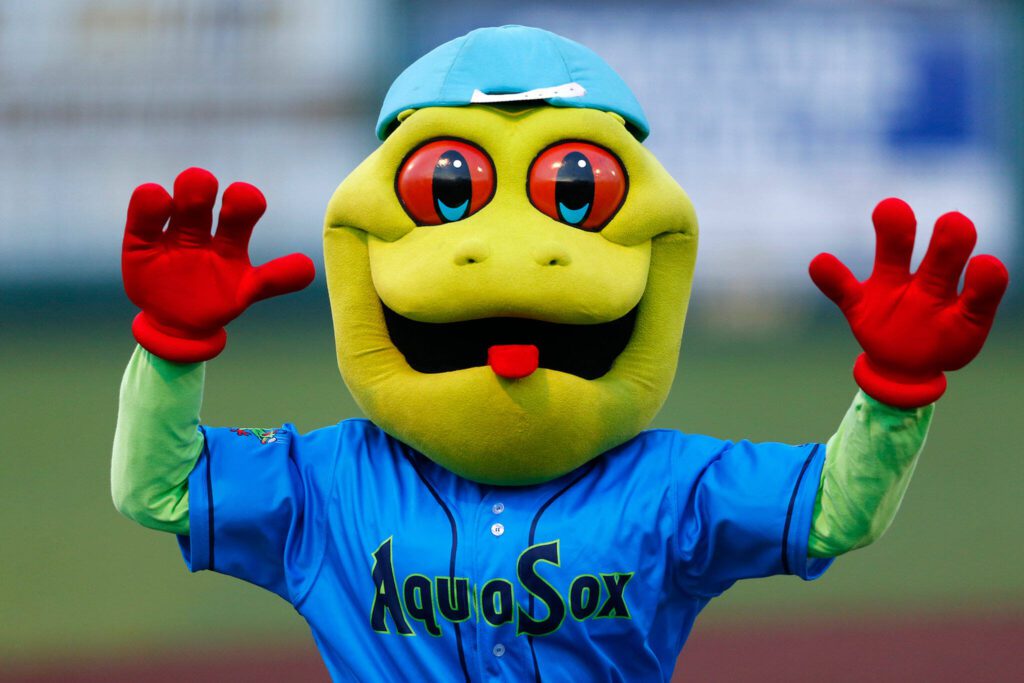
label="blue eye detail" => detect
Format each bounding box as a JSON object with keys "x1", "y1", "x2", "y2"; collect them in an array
[
  {"x1": 437, "y1": 199, "x2": 469, "y2": 222},
  {"x1": 558, "y1": 202, "x2": 590, "y2": 225},
  {"x1": 528, "y1": 141, "x2": 626, "y2": 231},
  {"x1": 396, "y1": 138, "x2": 496, "y2": 226},
  {"x1": 432, "y1": 150, "x2": 473, "y2": 224},
  {"x1": 553, "y1": 151, "x2": 595, "y2": 226}
]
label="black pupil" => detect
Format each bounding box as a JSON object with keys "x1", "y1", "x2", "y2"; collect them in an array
[
  {"x1": 433, "y1": 150, "x2": 472, "y2": 221},
  {"x1": 555, "y1": 151, "x2": 594, "y2": 223}
]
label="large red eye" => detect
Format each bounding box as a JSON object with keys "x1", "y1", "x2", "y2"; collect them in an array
[
  {"x1": 527, "y1": 141, "x2": 627, "y2": 231},
  {"x1": 395, "y1": 139, "x2": 495, "y2": 225}
]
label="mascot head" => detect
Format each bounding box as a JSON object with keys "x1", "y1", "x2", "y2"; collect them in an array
[{"x1": 324, "y1": 26, "x2": 698, "y2": 485}]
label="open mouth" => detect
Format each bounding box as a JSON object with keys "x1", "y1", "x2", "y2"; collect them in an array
[{"x1": 382, "y1": 304, "x2": 638, "y2": 380}]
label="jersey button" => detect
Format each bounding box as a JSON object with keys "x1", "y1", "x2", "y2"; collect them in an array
[
  {"x1": 493, "y1": 643, "x2": 506, "y2": 657},
  {"x1": 491, "y1": 522, "x2": 505, "y2": 537},
  {"x1": 492, "y1": 502, "x2": 505, "y2": 514}
]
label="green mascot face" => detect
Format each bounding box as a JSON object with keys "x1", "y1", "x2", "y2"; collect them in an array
[{"x1": 323, "y1": 31, "x2": 698, "y2": 485}]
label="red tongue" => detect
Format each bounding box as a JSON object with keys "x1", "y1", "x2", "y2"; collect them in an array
[{"x1": 488, "y1": 344, "x2": 539, "y2": 379}]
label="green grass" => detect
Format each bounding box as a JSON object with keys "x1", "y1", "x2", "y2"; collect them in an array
[{"x1": 2, "y1": 300, "x2": 1021, "y2": 661}]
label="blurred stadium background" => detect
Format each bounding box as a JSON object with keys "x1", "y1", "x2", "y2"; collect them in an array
[{"x1": 2, "y1": 0, "x2": 1021, "y2": 680}]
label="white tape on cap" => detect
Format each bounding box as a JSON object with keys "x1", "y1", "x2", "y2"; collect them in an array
[{"x1": 470, "y1": 82, "x2": 586, "y2": 104}]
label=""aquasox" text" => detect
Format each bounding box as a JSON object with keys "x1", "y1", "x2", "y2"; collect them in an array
[{"x1": 370, "y1": 538, "x2": 634, "y2": 637}]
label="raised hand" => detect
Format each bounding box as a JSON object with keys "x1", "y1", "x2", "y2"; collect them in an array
[
  {"x1": 809, "y1": 198, "x2": 1008, "y2": 408},
  {"x1": 122, "y1": 167, "x2": 316, "y2": 363}
]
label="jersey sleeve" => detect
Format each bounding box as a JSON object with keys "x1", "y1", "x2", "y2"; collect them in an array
[
  {"x1": 177, "y1": 423, "x2": 340, "y2": 603},
  {"x1": 671, "y1": 434, "x2": 833, "y2": 598}
]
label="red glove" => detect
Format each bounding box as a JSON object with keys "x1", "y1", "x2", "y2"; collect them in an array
[
  {"x1": 122, "y1": 167, "x2": 315, "y2": 363},
  {"x1": 809, "y1": 198, "x2": 1008, "y2": 409}
]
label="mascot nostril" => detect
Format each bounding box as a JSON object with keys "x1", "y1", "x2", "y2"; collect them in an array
[
  {"x1": 453, "y1": 239, "x2": 490, "y2": 265},
  {"x1": 534, "y1": 244, "x2": 572, "y2": 266},
  {"x1": 113, "y1": 23, "x2": 1009, "y2": 682}
]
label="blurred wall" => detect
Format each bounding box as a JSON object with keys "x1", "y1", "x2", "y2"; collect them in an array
[
  {"x1": 398, "y1": 0, "x2": 1019, "y2": 309},
  {"x1": 0, "y1": 0, "x2": 391, "y2": 282},
  {"x1": 1, "y1": 0, "x2": 1018, "y2": 313}
]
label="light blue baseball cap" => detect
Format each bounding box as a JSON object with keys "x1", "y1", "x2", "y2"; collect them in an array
[{"x1": 376, "y1": 25, "x2": 650, "y2": 142}]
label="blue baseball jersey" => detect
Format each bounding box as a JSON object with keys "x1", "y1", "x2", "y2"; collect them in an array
[{"x1": 179, "y1": 419, "x2": 831, "y2": 682}]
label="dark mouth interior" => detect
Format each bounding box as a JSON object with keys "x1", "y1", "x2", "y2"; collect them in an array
[{"x1": 382, "y1": 305, "x2": 638, "y2": 379}]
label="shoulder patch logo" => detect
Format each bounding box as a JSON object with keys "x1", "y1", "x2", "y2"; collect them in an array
[{"x1": 230, "y1": 427, "x2": 279, "y2": 444}]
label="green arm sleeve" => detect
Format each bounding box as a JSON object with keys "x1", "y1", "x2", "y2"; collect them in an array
[
  {"x1": 808, "y1": 391, "x2": 934, "y2": 558},
  {"x1": 111, "y1": 345, "x2": 205, "y2": 535}
]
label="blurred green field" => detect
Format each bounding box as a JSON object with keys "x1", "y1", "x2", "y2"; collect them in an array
[{"x1": 2, "y1": 289, "x2": 1021, "y2": 663}]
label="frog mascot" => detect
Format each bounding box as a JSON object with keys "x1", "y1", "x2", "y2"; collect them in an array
[{"x1": 112, "y1": 26, "x2": 1008, "y2": 681}]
